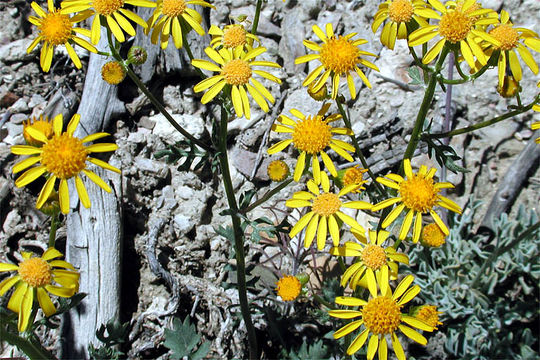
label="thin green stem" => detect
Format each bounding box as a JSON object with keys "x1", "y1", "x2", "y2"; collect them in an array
[
  {"x1": 335, "y1": 100, "x2": 385, "y2": 197},
  {"x1": 251, "y1": 0, "x2": 263, "y2": 38},
  {"x1": 424, "y1": 98, "x2": 537, "y2": 139},
  {"x1": 0, "y1": 326, "x2": 56, "y2": 360},
  {"x1": 453, "y1": 50, "x2": 468, "y2": 80},
  {"x1": 439, "y1": 61, "x2": 491, "y2": 85},
  {"x1": 408, "y1": 46, "x2": 431, "y2": 73},
  {"x1": 105, "y1": 29, "x2": 211, "y2": 152},
  {"x1": 182, "y1": 28, "x2": 206, "y2": 79},
  {"x1": 217, "y1": 106, "x2": 258, "y2": 359},
  {"x1": 48, "y1": 212, "x2": 59, "y2": 248},
  {"x1": 313, "y1": 293, "x2": 335, "y2": 310},
  {"x1": 242, "y1": 178, "x2": 293, "y2": 214},
  {"x1": 401, "y1": 45, "x2": 450, "y2": 170},
  {"x1": 471, "y1": 220, "x2": 540, "y2": 289}
]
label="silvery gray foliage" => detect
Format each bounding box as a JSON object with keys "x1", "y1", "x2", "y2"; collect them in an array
[{"x1": 409, "y1": 201, "x2": 539, "y2": 360}]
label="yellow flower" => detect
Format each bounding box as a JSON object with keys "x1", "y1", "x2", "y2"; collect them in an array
[
  {"x1": 275, "y1": 275, "x2": 301, "y2": 301},
  {"x1": 532, "y1": 121, "x2": 540, "y2": 144},
  {"x1": 307, "y1": 82, "x2": 328, "y2": 101},
  {"x1": 286, "y1": 170, "x2": 371, "y2": 250},
  {"x1": 146, "y1": 0, "x2": 214, "y2": 49},
  {"x1": 0, "y1": 248, "x2": 79, "y2": 332},
  {"x1": 101, "y1": 60, "x2": 126, "y2": 84},
  {"x1": 372, "y1": 0, "x2": 429, "y2": 50},
  {"x1": 421, "y1": 223, "x2": 446, "y2": 247},
  {"x1": 330, "y1": 229, "x2": 409, "y2": 294},
  {"x1": 295, "y1": 23, "x2": 379, "y2": 99},
  {"x1": 26, "y1": 1, "x2": 97, "y2": 72},
  {"x1": 342, "y1": 165, "x2": 368, "y2": 193},
  {"x1": 485, "y1": 10, "x2": 540, "y2": 88},
  {"x1": 267, "y1": 103, "x2": 355, "y2": 182},
  {"x1": 267, "y1": 160, "x2": 289, "y2": 182},
  {"x1": 192, "y1": 47, "x2": 281, "y2": 119},
  {"x1": 496, "y1": 75, "x2": 520, "y2": 98},
  {"x1": 329, "y1": 275, "x2": 434, "y2": 359},
  {"x1": 408, "y1": 0, "x2": 499, "y2": 69},
  {"x1": 209, "y1": 24, "x2": 259, "y2": 50},
  {"x1": 414, "y1": 305, "x2": 443, "y2": 330},
  {"x1": 372, "y1": 159, "x2": 462, "y2": 242},
  {"x1": 11, "y1": 113, "x2": 121, "y2": 214},
  {"x1": 61, "y1": 0, "x2": 156, "y2": 44},
  {"x1": 23, "y1": 116, "x2": 54, "y2": 146}
]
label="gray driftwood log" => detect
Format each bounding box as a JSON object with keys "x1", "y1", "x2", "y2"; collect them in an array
[
  {"x1": 479, "y1": 130, "x2": 540, "y2": 234},
  {"x1": 60, "y1": 32, "x2": 124, "y2": 359}
]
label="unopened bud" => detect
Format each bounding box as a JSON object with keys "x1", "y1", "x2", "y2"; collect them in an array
[
  {"x1": 497, "y1": 75, "x2": 520, "y2": 98},
  {"x1": 101, "y1": 61, "x2": 126, "y2": 85},
  {"x1": 128, "y1": 46, "x2": 148, "y2": 65}
]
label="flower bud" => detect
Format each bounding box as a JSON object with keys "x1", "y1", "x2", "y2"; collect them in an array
[
  {"x1": 101, "y1": 61, "x2": 126, "y2": 85},
  {"x1": 127, "y1": 46, "x2": 148, "y2": 65}
]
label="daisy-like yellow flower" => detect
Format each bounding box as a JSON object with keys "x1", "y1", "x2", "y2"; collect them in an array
[
  {"x1": 485, "y1": 10, "x2": 540, "y2": 88},
  {"x1": 101, "y1": 60, "x2": 126, "y2": 85},
  {"x1": 342, "y1": 165, "x2": 368, "y2": 193},
  {"x1": 408, "y1": 0, "x2": 499, "y2": 69},
  {"x1": 372, "y1": 0, "x2": 429, "y2": 50},
  {"x1": 414, "y1": 305, "x2": 443, "y2": 330},
  {"x1": 421, "y1": 222, "x2": 446, "y2": 247},
  {"x1": 267, "y1": 103, "x2": 355, "y2": 182},
  {"x1": 23, "y1": 116, "x2": 54, "y2": 146},
  {"x1": 26, "y1": 0, "x2": 97, "y2": 72},
  {"x1": 295, "y1": 23, "x2": 379, "y2": 99},
  {"x1": 267, "y1": 160, "x2": 289, "y2": 182},
  {"x1": 146, "y1": 0, "x2": 214, "y2": 49},
  {"x1": 11, "y1": 113, "x2": 121, "y2": 214},
  {"x1": 330, "y1": 229, "x2": 409, "y2": 295},
  {"x1": 209, "y1": 24, "x2": 260, "y2": 50},
  {"x1": 0, "y1": 248, "x2": 79, "y2": 332},
  {"x1": 286, "y1": 170, "x2": 371, "y2": 250},
  {"x1": 329, "y1": 275, "x2": 434, "y2": 359},
  {"x1": 192, "y1": 47, "x2": 281, "y2": 119},
  {"x1": 61, "y1": 0, "x2": 156, "y2": 45},
  {"x1": 372, "y1": 159, "x2": 462, "y2": 242},
  {"x1": 275, "y1": 275, "x2": 301, "y2": 301}
]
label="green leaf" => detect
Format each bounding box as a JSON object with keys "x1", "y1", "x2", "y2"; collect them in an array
[
  {"x1": 408, "y1": 66, "x2": 423, "y2": 85},
  {"x1": 164, "y1": 317, "x2": 206, "y2": 359}
]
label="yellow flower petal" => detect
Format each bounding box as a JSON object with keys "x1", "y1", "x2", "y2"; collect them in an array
[
  {"x1": 347, "y1": 329, "x2": 369, "y2": 355},
  {"x1": 37, "y1": 287, "x2": 56, "y2": 317},
  {"x1": 15, "y1": 166, "x2": 47, "y2": 187},
  {"x1": 333, "y1": 320, "x2": 363, "y2": 339},
  {"x1": 0, "y1": 276, "x2": 20, "y2": 295},
  {"x1": 289, "y1": 211, "x2": 315, "y2": 239}
]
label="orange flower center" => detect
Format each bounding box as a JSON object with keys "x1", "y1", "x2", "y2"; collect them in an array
[
  {"x1": 343, "y1": 166, "x2": 368, "y2": 193},
  {"x1": 399, "y1": 175, "x2": 439, "y2": 212},
  {"x1": 439, "y1": 10, "x2": 472, "y2": 43},
  {"x1": 388, "y1": 0, "x2": 414, "y2": 23},
  {"x1": 23, "y1": 117, "x2": 54, "y2": 146},
  {"x1": 361, "y1": 245, "x2": 387, "y2": 270},
  {"x1": 39, "y1": 10, "x2": 72, "y2": 46},
  {"x1": 221, "y1": 59, "x2": 252, "y2": 85},
  {"x1": 489, "y1": 24, "x2": 519, "y2": 51},
  {"x1": 422, "y1": 223, "x2": 446, "y2": 247},
  {"x1": 18, "y1": 257, "x2": 52, "y2": 288},
  {"x1": 222, "y1": 25, "x2": 247, "y2": 48},
  {"x1": 41, "y1": 134, "x2": 88, "y2": 179},
  {"x1": 93, "y1": 0, "x2": 124, "y2": 16},
  {"x1": 267, "y1": 160, "x2": 289, "y2": 181},
  {"x1": 416, "y1": 305, "x2": 442, "y2": 329},
  {"x1": 291, "y1": 116, "x2": 332, "y2": 154},
  {"x1": 101, "y1": 61, "x2": 126, "y2": 85},
  {"x1": 362, "y1": 296, "x2": 402, "y2": 334},
  {"x1": 276, "y1": 275, "x2": 301, "y2": 301},
  {"x1": 320, "y1": 36, "x2": 359, "y2": 74},
  {"x1": 312, "y1": 192, "x2": 341, "y2": 216},
  {"x1": 161, "y1": 0, "x2": 186, "y2": 17}
]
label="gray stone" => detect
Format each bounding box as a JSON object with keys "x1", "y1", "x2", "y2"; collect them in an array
[
  {"x1": 279, "y1": 12, "x2": 307, "y2": 75},
  {"x1": 0, "y1": 38, "x2": 34, "y2": 63},
  {"x1": 151, "y1": 113, "x2": 205, "y2": 144},
  {"x1": 10, "y1": 98, "x2": 29, "y2": 113}
]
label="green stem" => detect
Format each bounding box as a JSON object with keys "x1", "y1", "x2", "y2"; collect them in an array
[
  {"x1": 182, "y1": 28, "x2": 206, "y2": 79},
  {"x1": 242, "y1": 178, "x2": 293, "y2": 214},
  {"x1": 0, "y1": 326, "x2": 56, "y2": 360},
  {"x1": 471, "y1": 220, "x2": 540, "y2": 289},
  {"x1": 48, "y1": 212, "x2": 59, "y2": 248},
  {"x1": 408, "y1": 46, "x2": 430, "y2": 73},
  {"x1": 313, "y1": 293, "x2": 335, "y2": 310},
  {"x1": 335, "y1": 100, "x2": 385, "y2": 196},
  {"x1": 251, "y1": 0, "x2": 263, "y2": 38},
  {"x1": 105, "y1": 29, "x2": 211, "y2": 152},
  {"x1": 217, "y1": 106, "x2": 258, "y2": 359},
  {"x1": 401, "y1": 45, "x2": 450, "y2": 169},
  {"x1": 424, "y1": 99, "x2": 537, "y2": 139},
  {"x1": 453, "y1": 50, "x2": 468, "y2": 80},
  {"x1": 440, "y1": 61, "x2": 491, "y2": 85}
]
